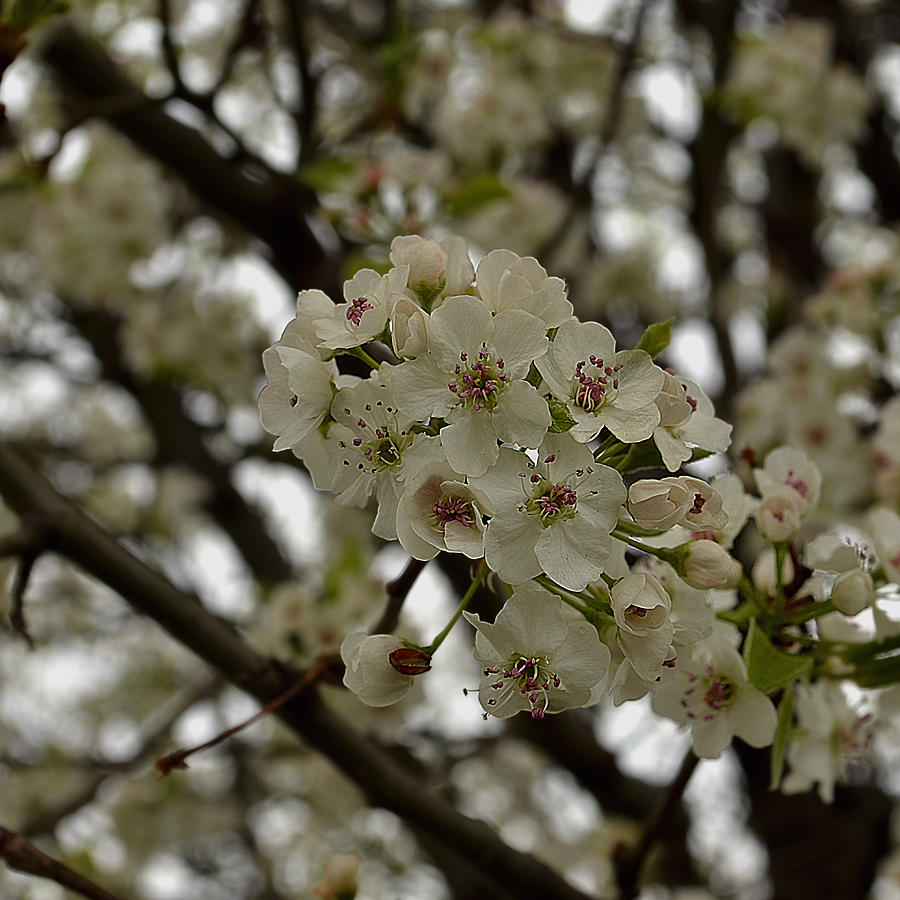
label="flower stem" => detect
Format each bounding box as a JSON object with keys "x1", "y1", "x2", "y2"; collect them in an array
[
  {"x1": 611, "y1": 530, "x2": 670, "y2": 561},
  {"x1": 535, "y1": 576, "x2": 592, "y2": 615},
  {"x1": 424, "y1": 561, "x2": 486, "y2": 655},
  {"x1": 348, "y1": 346, "x2": 380, "y2": 370}
]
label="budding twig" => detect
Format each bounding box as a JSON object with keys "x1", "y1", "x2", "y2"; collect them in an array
[
  {"x1": 0, "y1": 825, "x2": 125, "y2": 900},
  {"x1": 155, "y1": 654, "x2": 342, "y2": 776}
]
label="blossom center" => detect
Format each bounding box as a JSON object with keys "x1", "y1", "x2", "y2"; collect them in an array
[
  {"x1": 680, "y1": 665, "x2": 736, "y2": 721},
  {"x1": 448, "y1": 345, "x2": 508, "y2": 412},
  {"x1": 346, "y1": 296, "x2": 373, "y2": 326},
  {"x1": 483, "y1": 653, "x2": 561, "y2": 720},
  {"x1": 432, "y1": 496, "x2": 475, "y2": 530},
  {"x1": 338, "y1": 403, "x2": 412, "y2": 476},
  {"x1": 572, "y1": 357, "x2": 623, "y2": 413},
  {"x1": 523, "y1": 479, "x2": 578, "y2": 525}
]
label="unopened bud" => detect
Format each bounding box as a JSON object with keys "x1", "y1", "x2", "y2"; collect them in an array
[
  {"x1": 831, "y1": 569, "x2": 874, "y2": 617},
  {"x1": 389, "y1": 647, "x2": 433, "y2": 675},
  {"x1": 675, "y1": 540, "x2": 741, "y2": 589}
]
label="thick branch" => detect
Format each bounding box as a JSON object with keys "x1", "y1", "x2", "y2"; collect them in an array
[
  {"x1": 0, "y1": 826, "x2": 125, "y2": 900},
  {"x1": 0, "y1": 443, "x2": 593, "y2": 900}
]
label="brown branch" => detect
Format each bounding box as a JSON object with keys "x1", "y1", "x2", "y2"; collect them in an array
[
  {"x1": 614, "y1": 749, "x2": 700, "y2": 898},
  {"x1": 37, "y1": 21, "x2": 336, "y2": 293},
  {"x1": 156, "y1": 653, "x2": 341, "y2": 775},
  {"x1": 0, "y1": 443, "x2": 594, "y2": 900},
  {"x1": 0, "y1": 519, "x2": 50, "y2": 649},
  {"x1": 0, "y1": 826, "x2": 126, "y2": 900},
  {"x1": 371, "y1": 556, "x2": 427, "y2": 635},
  {"x1": 20, "y1": 677, "x2": 220, "y2": 838}
]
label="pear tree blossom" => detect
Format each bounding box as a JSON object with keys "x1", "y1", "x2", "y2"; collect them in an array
[{"x1": 463, "y1": 585, "x2": 610, "y2": 719}]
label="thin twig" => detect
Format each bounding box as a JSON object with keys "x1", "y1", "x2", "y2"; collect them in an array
[
  {"x1": 0, "y1": 520, "x2": 48, "y2": 649},
  {"x1": 155, "y1": 654, "x2": 341, "y2": 776},
  {"x1": 0, "y1": 826, "x2": 126, "y2": 900},
  {"x1": 615, "y1": 748, "x2": 700, "y2": 898},
  {"x1": 371, "y1": 556, "x2": 427, "y2": 635}
]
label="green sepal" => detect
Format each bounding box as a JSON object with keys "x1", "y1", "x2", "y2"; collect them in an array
[
  {"x1": 769, "y1": 685, "x2": 794, "y2": 791},
  {"x1": 742, "y1": 621, "x2": 812, "y2": 693},
  {"x1": 525, "y1": 362, "x2": 543, "y2": 388},
  {"x1": 547, "y1": 398, "x2": 577, "y2": 434},
  {"x1": 635, "y1": 318, "x2": 675, "y2": 359}
]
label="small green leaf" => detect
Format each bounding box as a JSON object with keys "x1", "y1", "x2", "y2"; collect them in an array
[
  {"x1": 769, "y1": 685, "x2": 794, "y2": 791},
  {"x1": 445, "y1": 173, "x2": 510, "y2": 217},
  {"x1": 298, "y1": 157, "x2": 358, "y2": 192},
  {"x1": 547, "y1": 399, "x2": 577, "y2": 434},
  {"x1": 525, "y1": 362, "x2": 543, "y2": 388},
  {"x1": 743, "y1": 621, "x2": 812, "y2": 694},
  {"x1": 635, "y1": 318, "x2": 675, "y2": 359}
]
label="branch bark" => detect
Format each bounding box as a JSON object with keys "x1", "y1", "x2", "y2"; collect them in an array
[{"x1": 0, "y1": 443, "x2": 594, "y2": 900}]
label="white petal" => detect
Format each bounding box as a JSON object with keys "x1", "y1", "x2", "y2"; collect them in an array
[
  {"x1": 492, "y1": 381, "x2": 551, "y2": 448},
  {"x1": 442, "y1": 408, "x2": 499, "y2": 477},
  {"x1": 484, "y1": 513, "x2": 543, "y2": 585}
]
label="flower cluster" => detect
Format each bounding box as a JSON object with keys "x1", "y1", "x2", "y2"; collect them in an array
[{"x1": 260, "y1": 237, "x2": 900, "y2": 794}]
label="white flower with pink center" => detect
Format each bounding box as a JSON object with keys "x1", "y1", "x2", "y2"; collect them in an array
[
  {"x1": 471, "y1": 434, "x2": 626, "y2": 590},
  {"x1": 341, "y1": 633, "x2": 416, "y2": 707},
  {"x1": 463, "y1": 586, "x2": 610, "y2": 719},
  {"x1": 611, "y1": 572, "x2": 675, "y2": 681},
  {"x1": 329, "y1": 367, "x2": 443, "y2": 539},
  {"x1": 782, "y1": 682, "x2": 875, "y2": 803},
  {"x1": 259, "y1": 318, "x2": 342, "y2": 453},
  {"x1": 652, "y1": 635, "x2": 777, "y2": 758},
  {"x1": 474, "y1": 249, "x2": 573, "y2": 328},
  {"x1": 313, "y1": 265, "x2": 410, "y2": 350},
  {"x1": 754, "y1": 446, "x2": 821, "y2": 514},
  {"x1": 653, "y1": 373, "x2": 732, "y2": 471},
  {"x1": 392, "y1": 295, "x2": 551, "y2": 477},
  {"x1": 536, "y1": 320, "x2": 664, "y2": 443},
  {"x1": 396, "y1": 461, "x2": 488, "y2": 560}
]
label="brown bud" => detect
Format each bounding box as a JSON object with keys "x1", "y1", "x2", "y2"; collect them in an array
[{"x1": 389, "y1": 647, "x2": 432, "y2": 676}]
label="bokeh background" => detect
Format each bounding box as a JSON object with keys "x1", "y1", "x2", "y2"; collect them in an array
[{"x1": 1, "y1": 0, "x2": 900, "y2": 897}]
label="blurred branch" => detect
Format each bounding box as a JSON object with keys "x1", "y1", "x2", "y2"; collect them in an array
[
  {"x1": 37, "y1": 21, "x2": 336, "y2": 293},
  {"x1": 65, "y1": 305, "x2": 295, "y2": 585},
  {"x1": 614, "y1": 749, "x2": 699, "y2": 898},
  {"x1": 677, "y1": 0, "x2": 740, "y2": 418},
  {"x1": 280, "y1": 0, "x2": 319, "y2": 165},
  {"x1": 0, "y1": 826, "x2": 125, "y2": 900},
  {"x1": 0, "y1": 443, "x2": 594, "y2": 900},
  {"x1": 20, "y1": 676, "x2": 221, "y2": 839},
  {"x1": 371, "y1": 556, "x2": 427, "y2": 635},
  {"x1": 0, "y1": 518, "x2": 49, "y2": 649}
]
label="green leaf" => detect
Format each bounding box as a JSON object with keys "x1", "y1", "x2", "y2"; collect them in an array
[
  {"x1": 547, "y1": 398, "x2": 577, "y2": 434},
  {"x1": 525, "y1": 362, "x2": 543, "y2": 388},
  {"x1": 635, "y1": 318, "x2": 675, "y2": 359},
  {"x1": 298, "y1": 157, "x2": 358, "y2": 193},
  {"x1": 769, "y1": 685, "x2": 794, "y2": 791},
  {"x1": 445, "y1": 173, "x2": 510, "y2": 218},
  {"x1": 742, "y1": 621, "x2": 812, "y2": 694},
  {"x1": 612, "y1": 439, "x2": 715, "y2": 473}
]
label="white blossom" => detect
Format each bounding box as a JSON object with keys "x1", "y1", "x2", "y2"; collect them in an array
[
  {"x1": 471, "y1": 434, "x2": 626, "y2": 590},
  {"x1": 392, "y1": 294, "x2": 550, "y2": 476},
  {"x1": 341, "y1": 633, "x2": 415, "y2": 707},
  {"x1": 611, "y1": 573, "x2": 675, "y2": 681},
  {"x1": 463, "y1": 586, "x2": 610, "y2": 719},
  {"x1": 536, "y1": 320, "x2": 664, "y2": 443}
]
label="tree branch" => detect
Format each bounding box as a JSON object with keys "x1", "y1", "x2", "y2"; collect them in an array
[
  {"x1": 0, "y1": 443, "x2": 593, "y2": 900},
  {"x1": 0, "y1": 826, "x2": 125, "y2": 900},
  {"x1": 37, "y1": 22, "x2": 335, "y2": 293}
]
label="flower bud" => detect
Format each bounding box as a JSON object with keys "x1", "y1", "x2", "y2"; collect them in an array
[
  {"x1": 390, "y1": 235, "x2": 449, "y2": 306},
  {"x1": 390, "y1": 298, "x2": 429, "y2": 358},
  {"x1": 675, "y1": 540, "x2": 741, "y2": 589},
  {"x1": 389, "y1": 647, "x2": 433, "y2": 675},
  {"x1": 627, "y1": 478, "x2": 691, "y2": 530},
  {"x1": 831, "y1": 569, "x2": 874, "y2": 617},
  {"x1": 756, "y1": 493, "x2": 803, "y2": 542},
  {"x1": 341, "y1": 633, "x2": 415, "y2": 707},
  {"x1": 751, "y1": 547, "x2": 796, "y2": 595}
]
